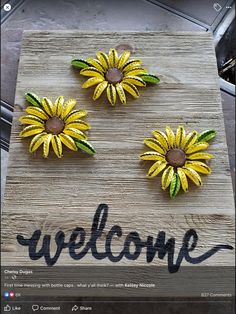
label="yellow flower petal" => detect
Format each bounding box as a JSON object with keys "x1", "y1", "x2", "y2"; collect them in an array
[
  {"x1": 183, "y1": 131, "x2": 198, "y2": 149},
  {"x1": 86, "y1": 58, "x2": 106, "y2": 72},
  {"x1": 93, "y1": 81, "x2": 108, "y2": 100},
  {"x1": 29, "y1": 132, "x2": 47, "y2": 153},
  {"x1": 106, "y1": 84, "x2": 117, "y2": 106},
  {"x1": 161, "y1": 166, "x2": 174, "y2": 190},
  {"x1": 140, "y1": 151, "x2": 165, "y2": 161},
  {"x1": 25, "y1": 106, "x2": 49, "y2": 120},
  {"x1": 43, "y1": 134, "x2": 52, "y2": 158},
  {"x1": 51, "y1": 135, "x2": 63, "y2": 158},
  {"x1": 185, "y1": 161, "x2": 212, "y2": 174},
  {"x1": 19, "y1": 115, "x2": 44, "y2": 127},
  {"x1": 185, "y1": 142, "x2": 209, "y2": 154},
  {"x1": 61, "y1": 99, "x2": 77, "y2": 120},
  {"x1": 177, "y1": 168, "x2": 188, "y2": 192},
  {"x1": 115, "y1": 82, "x2": 126, "y2": 104},
  {"x1": 175, "y1": 126, "x2": 186, "y2": 148},
  {"x1": 82, "y1": 77, "x2": 104, "y2": 88},
  {"x1": 183, "y1": 167, "x2": 202, "y2": 186},
  {"x1": 54, "y1": 96, "x2": 64, "y2": 118},
  {"x1": 96, "y1": 52, "x2": 109, "y2": 70},
  {"x1": 65, "y1": 110, "x2": 88, "y2": 124},
  {"x1": 165, "y1": 126, "x2": 175, "y2": 148},
  {"x1": 123, "y1": 60, "x2": 142, "y2": 72},
  {"x1": 147, "y1": 161, "x2": 167, "y2": 178},
  {"x1": 41, "y1": 97, "x2": 54, "y2": 117},
  {"x1": 65, "y1": 120, "x2": 90, "y2": 131},
  {"x1": 19, "y1": 125, "x2": 45, "y2": 138},
  {"x1": 187, "y1": 152, "x2": 213, "y2": 160},
  {"x1": 143, "y1": 138, "x2": 166, "y2": 155},
  {"x1": 59, "y1": 133, "x2": 77, "y2": 151},
  {"x1": 80, "y1": 67, "x2": 104, "y2": 79},
  {"x1": 63, "y1": 128, "x2": 87, "y2": 140},
  {"x1": 108, "y1": 48, "x2": 118, "y2": 67},
  {"x1": 123, "y1": 68, "x2": 147, "y2": 77},
  {"x1": 117, "y1": 50, "x2": 131, "y2": 69},
  {"x1": 121, "y1": 81, "x2": 139, "y2": 98},
  {"x1": 152, "y1": 130, "x2": 169, "y2": 151},
  {"x1": 122, "y1": 76, "x2": 146, "y2": 87}
]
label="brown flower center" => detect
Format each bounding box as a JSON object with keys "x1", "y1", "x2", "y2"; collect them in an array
[
  {"x1": 105, "y1": 67, "x2": 123, "y2": 84},
  {"x1": 45, "y1": 116, "x2": 64, "y2": 135},
  {"x1": 166, "y1": 148, "x2": 186, "y2": 167}
]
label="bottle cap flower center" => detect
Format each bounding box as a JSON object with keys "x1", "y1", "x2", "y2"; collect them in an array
[
  {"x1": 45, "y1": 116, "x2": 64, "y2": 135},
  {"x1": 105, "y1": 67, "x2": 123, "y2": 84},
  {"x1": 166, "y1": 148, "x2": 186, "y2": 167}
]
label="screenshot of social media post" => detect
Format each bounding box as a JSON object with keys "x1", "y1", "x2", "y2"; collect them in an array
[{"x1": 1, "y1": 1, "x2": 235, "y2": 313}]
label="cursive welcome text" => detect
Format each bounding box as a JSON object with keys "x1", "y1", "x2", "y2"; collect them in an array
[{"x1": 16, "y1": 204, "x2": 233, "y2": 273}]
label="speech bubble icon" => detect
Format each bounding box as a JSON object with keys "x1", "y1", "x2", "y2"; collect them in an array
[{"x1": 32, "y1": 304, "x2": 39, "y2": 311}]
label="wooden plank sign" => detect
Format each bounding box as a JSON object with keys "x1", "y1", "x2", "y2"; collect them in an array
[{"x1": 1, "y1": 31, "x2": 235, "y2": 270}]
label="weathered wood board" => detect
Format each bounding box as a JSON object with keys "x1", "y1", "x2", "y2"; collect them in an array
[{"x1": 1, "y1": 31, "x2": 235, "y2": 267}]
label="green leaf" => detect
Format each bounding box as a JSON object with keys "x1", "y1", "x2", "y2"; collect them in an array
[
  {"x1": 25, "y1": 92, "x2": 41, "y2": 107},
  {"x1": 71, "y1": 59, "x2": 91, "y2": 69},
  {"x1": 75, "y1": 139, "x2": 96, "y2": 156},
  {"x1": 139, "y1": 74, "x2": 160, "y2": 84},
  {"x1": 169, "y1": 173, "x2": 181, "y2": 198},
  {"x1": 197, "y1": 130, "x2": 217, "y2": 142}
]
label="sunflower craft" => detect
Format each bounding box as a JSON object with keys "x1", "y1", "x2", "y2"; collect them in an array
[
  {"x1": 71, "y1": 48, "x2": 160, "y2": 106},
  {"x1": 19, "y1": 92, "x2": 96, "y2": 158},
  {"x1": 140, "y1": 126, "x2": 216, "y2": 198}
]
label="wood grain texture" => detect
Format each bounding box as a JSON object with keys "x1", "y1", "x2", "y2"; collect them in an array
[{"x1": 1, "y1": 31, "x2": 235, "y2": 266}]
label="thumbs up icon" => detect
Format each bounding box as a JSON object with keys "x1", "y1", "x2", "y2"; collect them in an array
[{"x1": 4, "y1": 304, "x2": 11, "y2": 312}]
